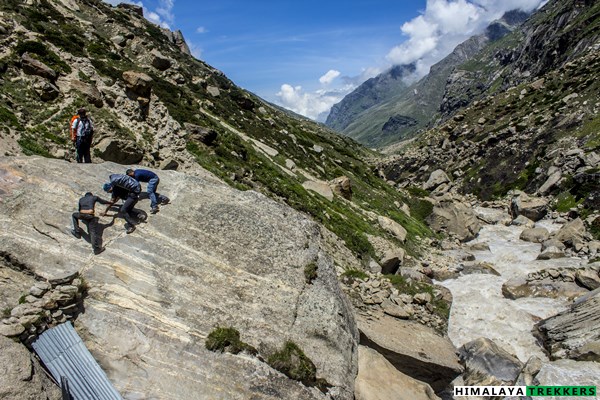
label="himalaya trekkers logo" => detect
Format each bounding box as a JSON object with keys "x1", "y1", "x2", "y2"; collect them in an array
[{"x1": 454, "y1": 386, "x2": 597, "y2": 397}]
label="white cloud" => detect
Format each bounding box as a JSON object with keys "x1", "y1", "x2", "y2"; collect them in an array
[
  {"x1": 386, "y1": 0, "x2": 546, "y2": 78},
  {"x1": 277, "y1": 67, "x2": 383, "y2": 121},
  {"x1": 319, "y1": 70, "x2": 341, "y2": 85},
  {"x1": 156, "y1": 0, "x2": 175, "y2": 28},
  {"x1": 196, "y1": 26, "x2": 207, "y2": 34}
]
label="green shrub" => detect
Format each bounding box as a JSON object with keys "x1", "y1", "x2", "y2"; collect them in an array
[
  {"x1": 0, "y1": 106, "x2": 20, "y2": 128},
  {"x1": 205, "y1": 326, "x2": 257, "y2": 355},
  {"x1": 304, "y1": 263, "x2": 318, "y2": 284},
  {"x1": 18, "y1": 137, "x2": 53, "y2": 157},
  {"x1": 267, "y1": 341, "x2": 317, "y2": 385},
  {"x1": 553, "y1": 192, "x2": 578, "y2": 212}
]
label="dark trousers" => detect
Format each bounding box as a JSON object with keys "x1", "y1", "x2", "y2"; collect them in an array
[
  {"x1": 120, "y1": 195, "x2": 139, "y2": 226},
  {"x1": 72, "y1": 213, "x2": 101, "y2": 250},
  {"x1": 76, "y1": 137, "x2": 92, "y2": 163}
]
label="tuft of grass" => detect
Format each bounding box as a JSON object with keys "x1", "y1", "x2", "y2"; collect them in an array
[
  {"x1": 205, "y1": 326, "x2": 257, "y2": 355},
  {"x1": 340, "y1": 269, "x2": 368, "y2": 285},
  {"x1": 267, "y1": 341, "x2": 319, "y2": 386},
  {"x1": 553, "y1": 191, "x2": 579, "y2": 212},
  {"x1": 304, "y1": 263, "x2": 318, "y2": 284}
]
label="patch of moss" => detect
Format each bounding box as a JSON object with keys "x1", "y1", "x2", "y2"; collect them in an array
[
  {"x1": 267, "y1": 341, "x2": 318, "y2": 386},
  {"x1": 304, "y1": 262, "x2": 318, "y2": 284},
  {"x1": 205, "y1": 326, "x2": 257, "y2": 355}
]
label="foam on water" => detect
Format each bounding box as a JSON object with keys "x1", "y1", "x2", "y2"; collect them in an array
[{"x1": 438, "y1": 208, "x2": 586, "y2": 363}]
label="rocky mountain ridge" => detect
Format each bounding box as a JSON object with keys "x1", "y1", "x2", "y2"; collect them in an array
[
  {"x1": 0, "y1": 0, "x2": 439, "y2": 270},
  {"x1": 1, "y1": 0, "x2": 600, "y2": 399},
  {"x1": 325, "y1": 10, "x2": 531, "y2": 148}
]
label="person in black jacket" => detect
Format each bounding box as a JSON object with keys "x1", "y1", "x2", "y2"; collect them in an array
[
  {"x1": 71, "y1": 192, "x2": 110, "y2": 255},
  {"x1": 102, "y1": 174, "x2": 145, "y2": 234}
]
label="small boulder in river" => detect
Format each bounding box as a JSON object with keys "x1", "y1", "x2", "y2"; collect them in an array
[
  {"x1": 459, "y1": 337, "x2": 523, "y2": 386},
  {"x1": 520, "y1": 227, "x2": 550, "y2": 243}
]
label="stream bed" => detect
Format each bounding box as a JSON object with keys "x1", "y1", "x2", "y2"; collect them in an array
[{"x1": 437, "y1": 208, "x2": 600, "y2": 398}]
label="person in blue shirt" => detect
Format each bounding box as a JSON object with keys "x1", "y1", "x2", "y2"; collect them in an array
[
  {"x1": 126, "y1": 168, "x2": 169, "y2": 214},
  {"x1": 102, "y1": 174, "x2": 145, "y2": 234}
]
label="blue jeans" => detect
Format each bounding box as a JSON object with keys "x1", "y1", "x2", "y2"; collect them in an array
[{"x1": 147, "y1": 177, "x2": 160, "y2": 209}]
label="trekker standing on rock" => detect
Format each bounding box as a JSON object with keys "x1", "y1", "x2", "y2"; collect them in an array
[
  {"x1": 126, "y1": 168, "x2": 170, "y2": 214},
  {"x1": 71, "y1": 107, "x2": 95, "y2": 163},
  {"x1": 510, "y1": 192, "x2": 521, "y2": 220},
  {"x1": 71, "y1": 192, "x2": 110, "y2": 255},
  {"x1": 102, "y1": 173, "x2": 145, "y2": 234}
]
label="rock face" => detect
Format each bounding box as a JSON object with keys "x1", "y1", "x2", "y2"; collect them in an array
[
  {"x1": 357, "y1": 315, "x2": 462, "y2": 393},
  {"x1": 427, "y1": 197, "x2": 481, "y2": 242},
  {"x1": 21, "y1": 53, "x2": 57, "y2": 81},
  {"x1": 355, "y1": 346, "x2": 439, "y2": 400},
  {"x1": 70, "y1": 79, "x2": 103, "y2": 108},
  {"x1": 459, "y1": 338, "x2": 523, "y2": 386},
  {"x1": 122, "y1": 70, "x2": 153, "y2": 98},
  {"x1": 95, "y1": 138, "x2": 144, "y2": 164},
  {"x1": 0, "y1": 335, "x2": 61, "y2": 400},
  {"x1": 536, "y1": 288, "x2": 600, "y2": 361},
  {"x1": 0, "y1": 157, "x2": 359, "y2": 400}
]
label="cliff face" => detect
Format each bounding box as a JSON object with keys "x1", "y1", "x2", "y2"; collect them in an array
[{"x1": 0, "y1": 156, "x2": 358, "y2": 399}]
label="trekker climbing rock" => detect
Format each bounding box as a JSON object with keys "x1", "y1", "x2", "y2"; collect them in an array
[
  {"x1": 71, "y1": 107, "x2": 95, "y2": 163},
  {"x1": 102, "y1": 173, "x2": 145, "y2": 234},
  {"x1": 71, "y1": 192, "x2": 110, "y2": 255},
  {"x1": 126, "y1": 168, "x2": 170, "y2": 214}
]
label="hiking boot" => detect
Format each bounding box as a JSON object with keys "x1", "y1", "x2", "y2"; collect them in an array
[
  {"x1": 125, "y1": 225, "x2": 136, "y2": 234},
  {"x1": 150, "y1": 207, "x2": 159, "y2": 214},
  {"x1": 161, "y1": 197, "x2": 170, "y2": 205},
  {"x1": 71, "y1": 229, "x2": 81, "y2": 239},
  {"x1": 93, "y1": 247, "x2": 106, "y2": 255}
]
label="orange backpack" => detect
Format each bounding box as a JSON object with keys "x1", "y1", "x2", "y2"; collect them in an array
[{"x1": 69, "y1": 115, "x2": 79, "y2": 142}]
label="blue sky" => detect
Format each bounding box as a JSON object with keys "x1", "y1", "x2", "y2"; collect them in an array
[{"x1": 106, "y1": 0, "x2": 546, "y2": 121}]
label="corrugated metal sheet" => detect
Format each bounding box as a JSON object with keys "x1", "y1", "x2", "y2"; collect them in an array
[{"x1": 32, "y1": 323, "x2": 123, "y2": 400}]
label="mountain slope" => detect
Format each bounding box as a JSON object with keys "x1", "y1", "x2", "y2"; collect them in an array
[
  {"x1": 378, "y1": 0, "x2": 600, "y2": 207},
  {"x1": 325, "y1": 11, "x2": 530, "y2": 148},
  {"x1": 0, "y1": 0, "x2": 434, "y2": 267}
]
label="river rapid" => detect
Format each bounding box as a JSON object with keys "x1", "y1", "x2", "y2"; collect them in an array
[{"x1": 437, "y1": 207, "x2": 600, "y2": 397}]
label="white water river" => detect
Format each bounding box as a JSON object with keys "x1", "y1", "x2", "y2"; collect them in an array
[{"x1": 437, "y1": 207, "x2": 600, "y2": 396}]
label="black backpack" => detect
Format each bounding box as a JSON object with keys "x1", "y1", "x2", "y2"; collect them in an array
[{"x1": 75, "y1": 117, "x2": 93, "y2": 137}]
